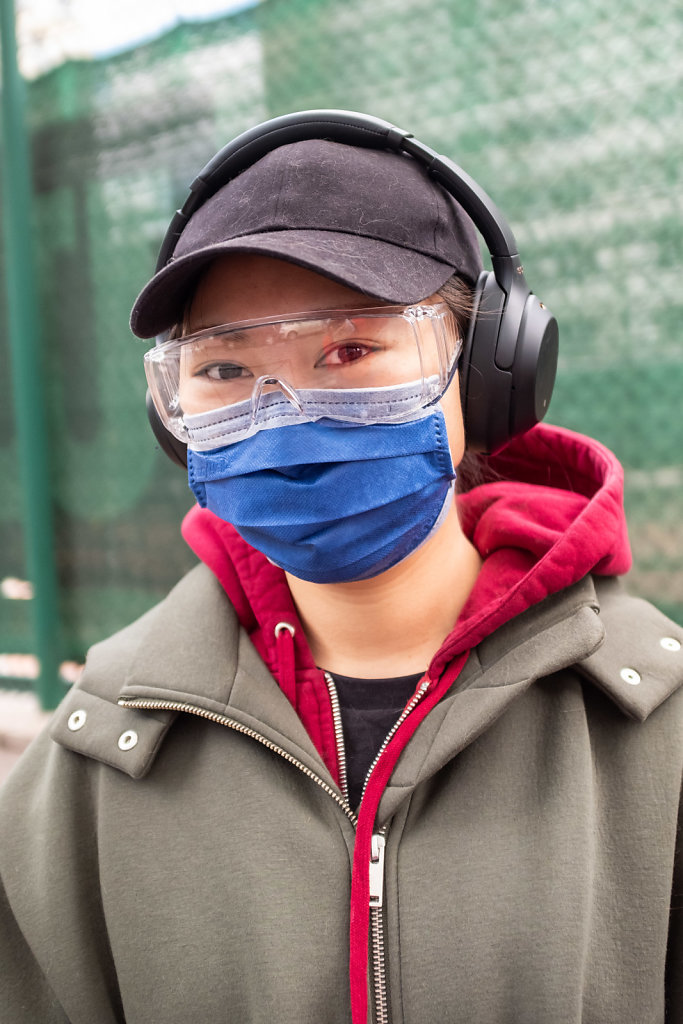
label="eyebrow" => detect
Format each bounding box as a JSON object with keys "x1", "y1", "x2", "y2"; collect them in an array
[{"x1": 186, "y1": 328, "x2": 252, "y2": 344}]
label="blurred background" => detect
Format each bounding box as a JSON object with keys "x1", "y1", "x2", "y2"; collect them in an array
[{"x1": 1, "y1": 0, "x2": 682, "y2": 710}]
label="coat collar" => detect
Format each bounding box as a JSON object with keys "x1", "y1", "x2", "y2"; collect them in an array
[
  {"x1": 50, "y1": 566, "x2": 683, "y2": 783},
  {"x1": 377, "y1": 574, "x2": 683, "y2": 821},
  {"x1": 51, "y1": 565, "x2": 332, "y2": 783}
]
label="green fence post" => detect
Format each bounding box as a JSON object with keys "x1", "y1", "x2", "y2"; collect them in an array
[{"x1": 1, "y1": 0, "x2": 64, "y2": 708}]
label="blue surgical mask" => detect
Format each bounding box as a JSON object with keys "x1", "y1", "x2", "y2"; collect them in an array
[{"x1": 187, "y1": 409, "x2": 456, "y2": 584}]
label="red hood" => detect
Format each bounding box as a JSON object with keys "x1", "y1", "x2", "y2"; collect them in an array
[
  {"x1": 433, "y1": 421, "x2": 631, "y2": 674},
  {"x1": 182, "y1": 422, "x2": 631, "y2": 773}
]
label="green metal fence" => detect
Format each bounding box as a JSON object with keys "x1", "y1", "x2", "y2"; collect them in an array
[{"x1": 1, "y1": 0, "x2": 682, "y2": 706}]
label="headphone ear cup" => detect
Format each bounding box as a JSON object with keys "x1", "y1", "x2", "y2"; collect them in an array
[
  {"x1": 460, "y1": 273, "x2": 559, "y2": 454},
  {"x1": 460, "y1": 270, "x2": 509, "y2": 453},
  {"x1": 146, "y1": 390, "x2": 188, "y2": 468},
  {"x1": 509, "y1": 295, "x2": 559, "y2": 439}
]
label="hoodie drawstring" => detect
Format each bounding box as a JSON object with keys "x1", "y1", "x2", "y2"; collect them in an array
[{"x1": 274, "y1": 621, "x2": 297, "y2": 710}]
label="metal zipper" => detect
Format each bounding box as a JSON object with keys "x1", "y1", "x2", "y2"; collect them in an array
[
  {"x1": 369, "y1": 830, "x2": 389, "y2": 1024},
  {"x1": 360, "y1": 677, "x2": 430, "y2": 805},
  {"x1": 364, "y1": 677, "x2": 430, "y2": 1024},
  {"x1": 323, "y1": 671, "x2": 349, "y2": 805},
  {"x1": 121, "y1": 676, "x2": 430, "y2": 1024},
  {"x1": 117, "y1": 696, "x2": 357, "y2": 826}
]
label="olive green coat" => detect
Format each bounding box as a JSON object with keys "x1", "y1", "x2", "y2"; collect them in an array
[{"x1": 1, "y1": 566, "x2": 682, "y2": 1022}]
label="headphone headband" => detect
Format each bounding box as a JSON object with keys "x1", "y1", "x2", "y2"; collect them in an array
[
  {"x1": 147, "y1": 108, "x2": 558, "y2": 462},
  {"x1": 156, "y1": 109, "x2": 518, "y2": 273}
]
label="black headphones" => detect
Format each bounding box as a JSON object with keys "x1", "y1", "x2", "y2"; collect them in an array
[{"x1": 145, "y1": 109, "x2": 558, "y2": 465}]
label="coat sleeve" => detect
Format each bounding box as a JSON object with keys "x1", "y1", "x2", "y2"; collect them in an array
[
  {"x1": 667, "y1": 777, "x2": 683, "y2": 1023},
  {"x1": 0, "y1": 729, "x2": 123, "y2": 1024},
  {"x1": 0, "y1": 880, "x2": 71, "y2": 1021}
]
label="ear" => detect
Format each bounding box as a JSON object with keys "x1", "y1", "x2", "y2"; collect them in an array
[{"x1": 146, "y1": 390, "x2": 188, "y2": 468}]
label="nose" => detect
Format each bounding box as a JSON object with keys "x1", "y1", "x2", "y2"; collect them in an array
[{"x1": 251, "y1": 375, "x2": 303, "y2": 417}]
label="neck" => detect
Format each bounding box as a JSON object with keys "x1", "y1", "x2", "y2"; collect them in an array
[{"x1": 286, "y1": 502, "x2": 481, "y2": 679}]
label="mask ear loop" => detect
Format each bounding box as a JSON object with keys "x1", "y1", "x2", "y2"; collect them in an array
[{"x1": 251, "y1": 375, "x2": 303, "y2": 423}]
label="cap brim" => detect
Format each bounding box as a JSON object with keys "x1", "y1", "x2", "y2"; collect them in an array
[{"x1": 130, "y1": 230, "x2": 458, "y2": 338}]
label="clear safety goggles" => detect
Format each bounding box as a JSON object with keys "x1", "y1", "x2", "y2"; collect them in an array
[{"x1": 144, "y1": 302, "x2": 462, "y2": 450}]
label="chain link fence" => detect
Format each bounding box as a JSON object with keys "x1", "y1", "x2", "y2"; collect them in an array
[{"x1": 2, "y1": 0, "x2": 682, "y2": 698}]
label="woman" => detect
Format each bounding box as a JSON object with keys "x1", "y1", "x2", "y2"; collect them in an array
[{"x1": 1, "y1": 111, "x2": 681, "y2": 1024}]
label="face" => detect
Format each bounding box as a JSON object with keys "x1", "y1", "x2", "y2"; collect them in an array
[{"x1": 183, "y1": 252, "x2": 466, "y2": 462}]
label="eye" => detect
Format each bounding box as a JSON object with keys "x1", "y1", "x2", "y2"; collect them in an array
[
  {"x1": 315, "y1": 341, "x2": 379, "y2": 367},
  {"x1": 195, "y1": 363, "x2": 253, "y2": 382}
]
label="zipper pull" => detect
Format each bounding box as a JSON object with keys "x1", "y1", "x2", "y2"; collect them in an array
[{"x1": 369, "y1": 833, "x2": 386, "y2": 909}]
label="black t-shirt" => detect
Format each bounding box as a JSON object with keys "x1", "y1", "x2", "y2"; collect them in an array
[{"x1": 325, "y1": 671, "x2": 425, "y2": 811}]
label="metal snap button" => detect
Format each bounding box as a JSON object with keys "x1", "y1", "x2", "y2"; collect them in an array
[
  {"x1": 620, "y1": 667, "x2": 641, "y2": 686},
  {"x1": 660, "y1": 637, "x2": 681, "y2": 652},
  {"x1": 67, "y1": 709, "x2": 87, "y2": 731},
  {"x1": 117, "y1": 729, "x2": 138, "y2": 751}
]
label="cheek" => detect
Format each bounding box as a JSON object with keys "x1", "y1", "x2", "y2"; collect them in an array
[{"x1": 439, "y1": 372, "x2": 466, "y2": 467}]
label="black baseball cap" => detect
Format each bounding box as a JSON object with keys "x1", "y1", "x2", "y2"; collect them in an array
[{"x1": 130, "y1": 138, "x2": 483, "y2": 339}]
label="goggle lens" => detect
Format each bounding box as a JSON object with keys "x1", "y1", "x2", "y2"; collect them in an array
[{"x1": 145, "y1": 303, "x2": 461, "y2": 449}]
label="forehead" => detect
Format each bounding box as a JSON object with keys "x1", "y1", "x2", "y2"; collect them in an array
[{"x1": 186, "y1": 253, "x2": 387, "y2": 333}]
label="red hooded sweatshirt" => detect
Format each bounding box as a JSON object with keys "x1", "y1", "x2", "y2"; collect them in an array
[{"x1": 181, "y1": 422, "x2": 632, "y2": 1024}]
